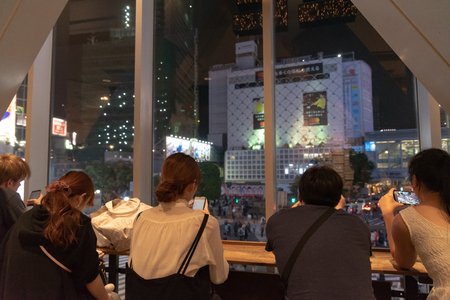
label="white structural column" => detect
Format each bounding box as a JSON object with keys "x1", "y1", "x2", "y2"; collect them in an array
[
  {"x1": 262, "y1": 0, "x2": 276, "y2": 220},
  {"x1": 416, "y1": 79, "x2": 441, "y2": 150},
  {"x1": 133, "y1": 0, "x2": 154, "y2": 205},
  {"x1": 24, "y1": 31, "x2": 53, "y2": 197}
]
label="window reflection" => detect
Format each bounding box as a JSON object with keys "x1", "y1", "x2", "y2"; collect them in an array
[
  {"x1": 153, "y1": 0, "x2": 270, "y2": 242},
  {"x1": 51, "y1": 1, "x2": 135, "y2": 212}
]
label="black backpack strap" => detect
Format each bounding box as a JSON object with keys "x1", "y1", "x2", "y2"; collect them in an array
[
  {"x1": 279, "y1": 207, "x2": 336, "y2": 296},
  {"x1": 177, "y1": 213, "x2": 209, "y2": 275}
]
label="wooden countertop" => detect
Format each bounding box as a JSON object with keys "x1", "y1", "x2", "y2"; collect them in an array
[
  {"x1": 369, "y1": 247, "x2": 428, "y2": 276},
  {"x1": 222, "y1": 241, "x2": 275, "y2": 267},
  {"x1": 98, "y1": 241, "x2": 429, "y2": 277},
  {"x1": 221, "y1": 241, "x2": 428, "y2": 276}
]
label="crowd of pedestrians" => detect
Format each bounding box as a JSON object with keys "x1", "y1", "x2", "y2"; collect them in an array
[{"x1": 370, "y1": 229, "x2": 386, "y2": 247}]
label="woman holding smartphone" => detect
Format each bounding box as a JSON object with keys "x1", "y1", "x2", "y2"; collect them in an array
[
  {"x1": 379, "y1": 148, "x2": 450, "y2": 299},
  {"x1": 0, "y1": 171, "x2": 109, "y2": 300},
  {"x1": 126, "y1": 153, "x2": 228, "y2": 300}
]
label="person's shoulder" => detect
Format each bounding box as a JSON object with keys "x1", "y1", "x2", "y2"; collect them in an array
[
  {"x1": 333, "y1": 210, "x2": 370, "y2": 231},
  {"x1": 267, "y1": 208, "x2": 289, "y2": 221},
  {"x1": 334, "y1": 209, "x2": 364, "y2": 223},
  {"x1": 267, "y1": 206, "x2": 307, "y2": 224},
  {"x1": 81, "y1": 212, "x2": 93, "y2": 224},
  {"x1": 205, "y1": 214, "x2": 220, "y2": 228},
  {"x1": 0, "y1": 187, "x2": 19, "y2": 202},
  {"x1": 140, "y1": 206, "x2": 159, "y2": 216},
  {"x1": 399, "y1": 205, "x2": 415, "y2": 217}
]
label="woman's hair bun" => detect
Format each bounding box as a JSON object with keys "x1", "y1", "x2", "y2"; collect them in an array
[{"x1": 155, "y1": 153, "x2": 203, "y2": 203}]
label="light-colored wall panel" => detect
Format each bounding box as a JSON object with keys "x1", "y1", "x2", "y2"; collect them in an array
[
  {"x1": 0, "y1": 0, "x2": 67, "y2": 114},
  {"x1": 393, "y1": 0, "x2": 450, "y2": 65},
  {"x1": 352, "y1": 0, "x2": 450, "y2": 115}
]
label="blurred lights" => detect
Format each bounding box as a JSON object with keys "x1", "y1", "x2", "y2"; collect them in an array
[
  {"x1": 233, "y1": 0, "x2": 287, "y2": 34},
  {"x1": 298, "y1": 0, "x2": 357, "y2": 25}
]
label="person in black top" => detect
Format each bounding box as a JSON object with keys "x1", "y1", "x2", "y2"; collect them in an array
[
  {"x1": 266, "y1": 166, "x2": 375, "y2": 300},
  {"x1": 0, "y1": 153, "x2": 32, "y2": 244},
  {"x1": 0, "y1": 171, "x2": 109, "y2": 300}
]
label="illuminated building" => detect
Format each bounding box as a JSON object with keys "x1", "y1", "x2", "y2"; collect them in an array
[{"x1": 209, "y1": 42, "x2": 374, "y2": 184}]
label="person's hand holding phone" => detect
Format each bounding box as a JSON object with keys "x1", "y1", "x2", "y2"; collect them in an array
[
  {"x1": 192, "y1": 197, "x2": 209, "y2": 215},
  {"x1": 26, "y1": 190, "x2": 43, "y2": 206},
  {"x1": 379, "y1": 188, "x2": 404, "y2": 216}
]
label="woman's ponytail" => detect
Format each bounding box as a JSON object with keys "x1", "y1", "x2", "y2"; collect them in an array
[
  {"x1": 42, "y1": 172, "x2": 95, "y2": 247},
  {"x1": 41, "y1": 181, "x2": 82, "y2": 247}
]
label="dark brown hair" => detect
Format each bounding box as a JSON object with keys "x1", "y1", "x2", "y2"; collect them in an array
[
  {"x1": 298, "y1": 166, "x2": 343, "y2": 207},
  {"x1": 155, "y1": 153, "x2": 203, "y2": 203},
  {"x1": 408, "y1": 148, "x2": 450, "y2": 218},
  {"x1": 0, "y1": 153, "x2": 31, "y2": 184},
  {"x1": 41, "y1": 171, "x2": 95, "y2": 247}
]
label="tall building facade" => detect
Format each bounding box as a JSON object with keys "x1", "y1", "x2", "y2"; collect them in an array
[{"x1": 208, "y1": 42, "x2": 374, "y2": 184}]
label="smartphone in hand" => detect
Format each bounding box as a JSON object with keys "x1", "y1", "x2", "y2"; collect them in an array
[
  {"x1": 393, "y1": 190, "x2": 419, "y2": 205},
  {"x1": 192, "y1": 197, "x2": 206, "y2": 210},
  {"x1": 27, "y1": 189, "x2": 41, "y2": 206}
]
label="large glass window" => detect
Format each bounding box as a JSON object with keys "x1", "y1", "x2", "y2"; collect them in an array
[
  {"x1": 376, "y1": 142, "x2": 389, "y2": 169},
  {"x1": 0, "y1": 77, "x2": 29, "y2": 200},
  {"x1": 51, "y1": 0, "x2": 135, "y2": 213},
  {"x1": 150, "y1": 0, "x2": 422, "y2": 245},
  {"x1": 271, "y1": 2, "x2": 419, "y2": 248},
  {"x1": 0, "y1": 77, "x2": 27, "y2": 157},
  {"x1": 153, "y1": 0, "x2": 268, "y2": 242},
  {"x1": 15, "y1": 76, "x2": 28, "y2": 158},
  {"x1": 401, "y1": 140, "x2": 415, "y2": 168},
  {"x1": 388, "y1": 142, "x2": 401, "y2": 168}
]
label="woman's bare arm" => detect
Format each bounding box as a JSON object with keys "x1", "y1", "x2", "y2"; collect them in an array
[
  {"x1": 379, "y1": 188, "x2": 417, "y2": 269},
  {"x1": 86, "y1": 274, "x2": 110, "y2": 300},
  {"x1": 391, "y1": 213, "x2": 417, "y2": 269}
]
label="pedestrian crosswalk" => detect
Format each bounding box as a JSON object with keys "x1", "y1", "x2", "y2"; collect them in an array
[{"x1": 367, "y1": 217, "x2": 385, "y2": 227}]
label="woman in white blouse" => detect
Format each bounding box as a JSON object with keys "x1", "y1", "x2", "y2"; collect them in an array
[{"x1": 127, "y1": 153, "x2": 229, "y2": 298}]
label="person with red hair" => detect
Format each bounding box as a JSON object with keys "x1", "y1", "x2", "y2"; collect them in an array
[{"x1": 0, "y1": 171, "x2": 110, "y2": 300}]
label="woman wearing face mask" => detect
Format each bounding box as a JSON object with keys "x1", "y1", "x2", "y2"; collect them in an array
[{"x1": 0, "y1": 171, "x2": 110, "y2": 300}]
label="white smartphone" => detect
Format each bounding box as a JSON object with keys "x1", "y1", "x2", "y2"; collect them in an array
[{"x1": 192, "y1": 197, "x2": 206, "y2": 210}]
